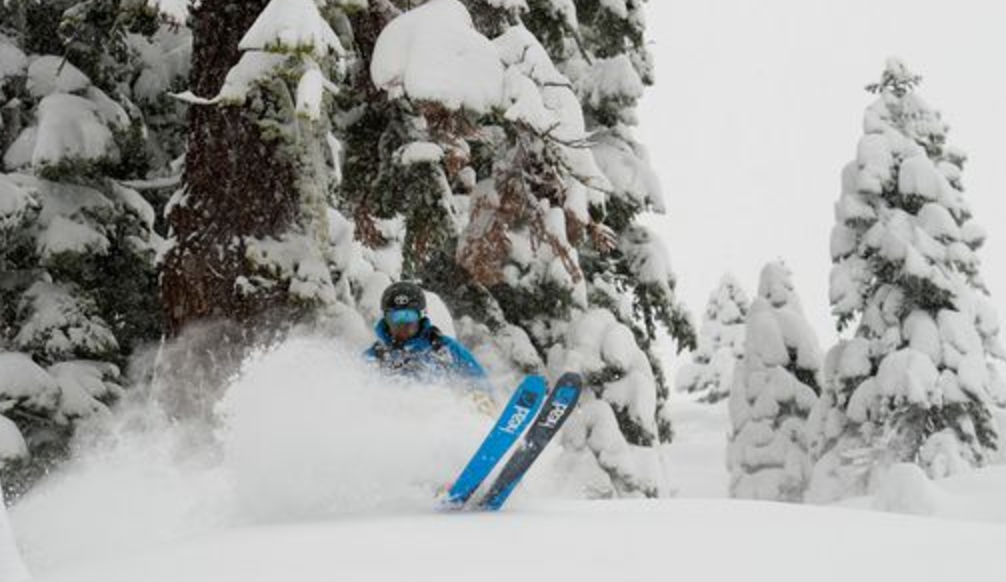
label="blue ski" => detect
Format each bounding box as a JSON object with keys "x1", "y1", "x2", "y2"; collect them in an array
[
  {"x1": 478, "y1": 372, "x2": 583, "y2": 511},
  {"x1": 442, "y1": 375, "x2": 547, "y2": 507}
]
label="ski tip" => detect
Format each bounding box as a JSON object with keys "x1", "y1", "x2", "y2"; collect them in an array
[
  {"x1": 520, "y1": 374, "x2": 548, "y2": 390},
  {"x1": 555, "y1": 372, "x2": 583, "y2": 387}
]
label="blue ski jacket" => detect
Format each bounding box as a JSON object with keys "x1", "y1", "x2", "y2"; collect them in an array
[{"x1": 364, "y1": 318, "x2": 490, "y2": 389}]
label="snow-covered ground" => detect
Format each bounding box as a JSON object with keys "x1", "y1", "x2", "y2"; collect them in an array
[
  {"x1": 20, "y1": 498, "x2": 1006, "y2": 582},
  {"x1": 662, "y1": 395, "x2": 731, "y2": 497},
  {"x1": 4, "y1": 336, "x2": 1006, "y2": 582}
]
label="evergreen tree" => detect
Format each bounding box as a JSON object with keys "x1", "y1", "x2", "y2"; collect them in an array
[
  {"x1": 158, "y1": 0, "x2": 350, "y2": 416},
  {"x1": 727, "y1": 262, "x2": 821, "y2": 502},
  {"x1": 0, "y1": 0, "x2": 167, "y2": 496},
  {"x1": 520, "y1": 0, "x2": 694, "y2": 488},
  {"x1": 353, "y1": 0, "x2": 692, "y2": 497},
  {"x1": 121, "y1": 2, "x2": 193, "y2": 227},
  {"x1": 806, "y1": 59, "x2": 1006, "y2": 503},
  {"x1": 676, "y1": 273, "x2": 748, "y2": 403}
]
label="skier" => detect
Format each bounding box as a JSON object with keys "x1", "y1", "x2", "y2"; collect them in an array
[
  {"x1": 365, "y1": 281, "x2": 489, "y2": 388},
  {"x1": 364, "y1": 283, "x2": 583, "y2": 510}
]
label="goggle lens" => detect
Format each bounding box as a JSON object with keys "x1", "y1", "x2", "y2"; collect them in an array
[{"x1": 386, "y1": 309, "x2": 421, "y2": 326}]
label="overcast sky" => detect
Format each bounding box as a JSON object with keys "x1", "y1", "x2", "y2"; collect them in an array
[{"x1": 637, "y1": 0, "x2": 1006, "y2": 356}]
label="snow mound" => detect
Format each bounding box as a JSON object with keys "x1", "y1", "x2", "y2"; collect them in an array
[
  {"x1": 865, "y1": 463, "x2": 1006, "y2": 523},
  {"x1": 871, "y1": 463, "x2": 948, "y2": 515}
]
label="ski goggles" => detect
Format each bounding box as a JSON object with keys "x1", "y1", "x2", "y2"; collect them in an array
[{"x1": 385, "y1": 308, "x2": 421, "y2": 327}]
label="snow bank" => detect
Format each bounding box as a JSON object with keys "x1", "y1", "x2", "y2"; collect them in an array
[{"x1": 864, "y1": 463, "x2": 1006, "y2": 523}]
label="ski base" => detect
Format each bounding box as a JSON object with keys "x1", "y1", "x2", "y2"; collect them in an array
[
  {"x1": 442, "y1": 375, "x2": 547, "y2": 507},
  {"x1": 477, "y1": 372, "x2": 583, "y2": 511}
]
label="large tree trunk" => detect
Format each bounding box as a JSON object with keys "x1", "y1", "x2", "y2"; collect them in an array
[
  {"x1": 157, "y1": 1, "x2": 305, "y2": 421},
  {"x1": 161, "y1": 0, "x2": 300, "y2": 337}
]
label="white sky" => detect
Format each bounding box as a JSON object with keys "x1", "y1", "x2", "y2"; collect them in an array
[{"x1": 638, "y1": 0, "x2": 1006, "y2": 353}]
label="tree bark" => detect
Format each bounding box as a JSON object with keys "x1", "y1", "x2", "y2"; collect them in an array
[{"x1": 161, "y1": 0, "x2": 300, "y2": 337}]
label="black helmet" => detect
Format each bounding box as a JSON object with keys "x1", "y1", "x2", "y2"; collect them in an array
[{"x1": 381, "y1": 281, "x2": 426, "y2": 313}]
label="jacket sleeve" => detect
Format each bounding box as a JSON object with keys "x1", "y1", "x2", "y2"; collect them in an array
[{"x1": 441, "y1": 336, "x2": 491, "y2": 390}]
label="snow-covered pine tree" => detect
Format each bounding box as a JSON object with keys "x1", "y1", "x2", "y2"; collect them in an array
[
  {"x1": 520, "y1": 0, "x2": 694, "y2": 495},
  {"x1": 0, "y1": 0, "x2": 168, "y2": 496},
  {"x1": 806, "y1": 59, "x2": 1006, "y2": 503},
  {"x1": 122, "y1": 1, "x2": 193, "y2": 225},
  {"x1": 357, "y1": 0, "x2": 692, "y2": 497},
  {"x1": 727, "y1": 262, "x2": 821, "y2": 502},
  {"x1": 340, "y1": 0, "x2": 476, "y2": 299},
  {"x1": 332, "y1": 0, "x2": 555, "y2": 387},
  {"x1": 158, "y1": 0, "x2": 349, "y2": 414},
  {"x1": 544, "y1": 1, "x2": 690, "y2": 495},
  {"x1": 676, "y1": 273, "x2": 748, "y2": 403}
]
